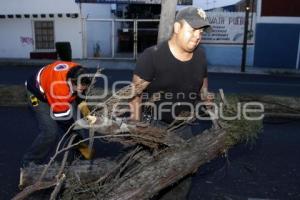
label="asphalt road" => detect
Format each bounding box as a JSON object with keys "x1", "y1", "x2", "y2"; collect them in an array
[
  {"x1": 1, "y1": 106, "x2": 299, "y2": 199},
  {"x1": 1, "y1": 65, "x2": 300, "y2": 199},
  {"x1": 1, "y1": 65, "x2": 300, "y2": 97}
]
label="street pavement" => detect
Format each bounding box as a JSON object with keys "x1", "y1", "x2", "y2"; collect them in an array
[
  {"x1": 1, "y1": 105, "x2": 300, "y2": 200},
  {"x1": 1, "y1": 58, "x2": 300, "y2": 74},
  {"x1": 0, "y1": 59, "x2": 300, "y2": 98},
  {"x1": 1, "y1": 59, "x2": 300, "y2": 199}
]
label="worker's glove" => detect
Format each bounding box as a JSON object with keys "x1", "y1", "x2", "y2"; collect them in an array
[
  {"x1": 86, "y1": 115, "x2": 97, "y2": 125},
  {"x1": 78, "y1": 101, "x2": 91, "y2": 117}
]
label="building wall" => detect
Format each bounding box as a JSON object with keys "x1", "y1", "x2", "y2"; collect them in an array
[
  {"x1": 0, "y1": 0, "x2": 258, "y2": 65},
  {"x1": 82, "y1": 3, "x2": 255, "y2": 66},
  {"x1": 0, "y1": 19, "x2": 33, "y2": 58},
  {"x1": 0, "y1": 0, "x2": 83, "y2": 58},
  {"x1": 254, "y1": 0, "x2": 300, "y2": 69},
  {"x1": 203, "y1": 44, "x2": 254, "y2": 67},
  {"x1": 261, "y1": 0, "x2": 300, "y2": 17},
  {"x1": 0, "y1": 0, "x2": 79, "y2": 15},
  {"x1": 200, "y1": 10, "x2": 256, "y2": 67},
  {"x1": 254, "y1": 23, "x2": 300, "y2": 68},
  {"x1": 0, "y1": 17, "x2": 83, "y2": 59},
  {"x1": 81, "y1": 3, "x2": 112, "y2": 18},
  {"x1": 81, "y1": 3, "x2": 114, "y2": 58},
  {"x1": 55, "y1": 18, "x2": 83, "y2": 59}
]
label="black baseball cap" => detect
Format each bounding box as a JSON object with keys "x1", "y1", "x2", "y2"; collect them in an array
[{"x1": 176, "y1": 6, "x2": 212, "y2": 32}]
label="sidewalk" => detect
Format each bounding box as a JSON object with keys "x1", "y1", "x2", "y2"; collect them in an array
[
  {"x1": 209, "y1": 65, "x2": 300, "y2": 76},
  {"x1": 1, "y1": 58, "x2": 300, "y2": 76}
]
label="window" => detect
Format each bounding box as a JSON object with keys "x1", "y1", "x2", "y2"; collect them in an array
[{"x1": 34, "y1": 21, "x2": 54, "y2": 50}]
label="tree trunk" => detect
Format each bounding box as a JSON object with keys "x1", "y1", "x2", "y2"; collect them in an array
[
  {"x1": 238, "y1": 95, "x2": 300, "y2": 117},
  {"x1": 19, "y1": 159, "x2": 116, "y2": 188},
  {"x1": 157, "y1": 0, "x2": 177, "y2": 44},
  {"x1": 17, "y1": 126, "x2": 227, "y2": 200},
  {"x1": 13, "y1": 93, "x2": 300, "y2": 199},
  {"x1": 98, "y1": 129, "x2": 227, "y2": 200}
]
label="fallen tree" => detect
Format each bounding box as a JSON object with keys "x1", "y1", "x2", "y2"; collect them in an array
[
  {"x1": 13, "y1": 87, "x2": 266, "y2": 200},
  {"x1": 238, "y1": 95, "x2": 300, "y2": 119},
  {"x1": 62, "y1": 128, "x2": 228, "y2": 200},
  {"x1": 12, "y1": 71, "x2": 300, "y2": 199}
]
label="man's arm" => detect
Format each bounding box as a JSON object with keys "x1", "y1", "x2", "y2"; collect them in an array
[{"x1": 129, "y1": 74, "x2": 150, "y2": 121}]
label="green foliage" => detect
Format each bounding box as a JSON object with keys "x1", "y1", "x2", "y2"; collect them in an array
[{"x1": 216, "y1": 94, "x2": 263, "y2": 147}]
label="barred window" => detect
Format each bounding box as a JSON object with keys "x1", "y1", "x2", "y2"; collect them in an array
[{"x1": 34, "y1": 21, "x2": 54, "y2": 50}]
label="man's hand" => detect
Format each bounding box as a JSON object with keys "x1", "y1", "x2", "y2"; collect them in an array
[
  {"x1": 201, "y1": 88, "x2": 214, "y2": 102},
  {"x1": 201, "y1": 89, "x2": 215, "y2": 109},
  {"x1": 205, "y1": 92, "x2": 215, "y2": 102},
  {"x1": 129, "y1": 74, "x2": 150, "y2": 121}
]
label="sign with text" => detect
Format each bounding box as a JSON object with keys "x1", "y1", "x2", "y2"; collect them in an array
[{"x1": 202, "y1": 12, "x2": 256, "y2": 44}]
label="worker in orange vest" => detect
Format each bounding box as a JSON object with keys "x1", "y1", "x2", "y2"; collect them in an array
[{"x1": 21, "y1": 61, "x2": 95, "y2": 168}]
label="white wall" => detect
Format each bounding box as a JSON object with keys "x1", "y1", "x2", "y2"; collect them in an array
[
  {"x1": 0, "y1": 19, "x2": 33, "y2": 58},
  {"x1": 81, "y1": 4, "x2": 113, "y2": 58},
  {"x1": 0, "y1": 0, "x2": 79, "y2": 14},
  {"x1": 0, "y1": 0, "x2": 83, "y2": 58},
  {"x1": 81, "y1": 3, "x2": 112, "y2": 18},
  {"x1": 0, "y1": 17, "x2": 83, "y2": 58},
  {"x1": 55, "y1": 18, "x2": 83, "y2": 59},
  {"x1": 192, "y1": 0, "x2": 241, "y2": 10},
  {"x1": 86, "y1": 21, "x2": 113, "y2": 58}
]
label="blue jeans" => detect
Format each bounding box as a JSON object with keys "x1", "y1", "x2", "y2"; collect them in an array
[{"x1": 22, "y1": 91, "x2": 67, "y2": 166}]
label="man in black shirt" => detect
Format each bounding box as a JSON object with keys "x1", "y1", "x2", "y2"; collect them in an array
[
  {"x1": 129, "y1": 6, "x2": 213, "y2": 199},
  {"x1": 130, "y1": 6, "x2": 212, "y2": 137}
]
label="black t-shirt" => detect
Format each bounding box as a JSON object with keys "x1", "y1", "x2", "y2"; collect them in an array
[{"x1": 134, "y1": 41, "x2": 208, "y2": 123}]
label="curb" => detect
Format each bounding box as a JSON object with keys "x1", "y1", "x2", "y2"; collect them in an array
[
  {"x1": 0, "y1": 59, "x2": 300, "y2": 77},
  {"x1": 0, "y1": 85, "x2": 27, "y2": 106}
]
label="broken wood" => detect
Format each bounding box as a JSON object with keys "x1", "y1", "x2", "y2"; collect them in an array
[
  {"x1": 12, "y1": 71, "x2": 300, "y2": 200},
  {"x1": 238, "y1": 95, "x2": 300, "y2": 118},
  {"x1": 13, "y1": 88, "x2": 266, "y2": 200},
  {"x1": 62, "y1": 128, "x2": 227, "y2": 200},
  {"x1": 12, "y1": 180, "x2": 57, "y2": 200},
  {"x1": 17, "y1": 128, "x2": 226, "y2": 200}
]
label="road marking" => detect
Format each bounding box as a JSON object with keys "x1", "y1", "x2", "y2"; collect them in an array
[{"x1": 237, "y1": 81, "x2": 300, "y2": 87}]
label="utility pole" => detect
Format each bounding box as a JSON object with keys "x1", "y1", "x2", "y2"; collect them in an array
[
  {"x1": 241, "y1": 0, "x2": 251, "y2": 72},
  {"x1": 157, "y1": 0, "x2": 177, "y2": 44}
]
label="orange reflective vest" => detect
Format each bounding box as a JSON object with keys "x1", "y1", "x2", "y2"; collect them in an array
[{"x1": 32, "y1": 61, "x2": 80, "y2": 118}]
